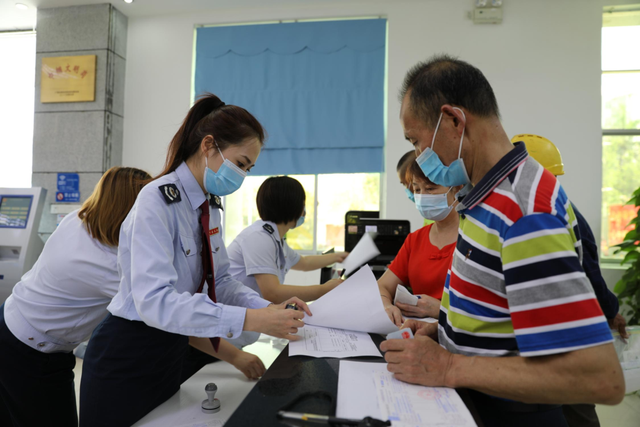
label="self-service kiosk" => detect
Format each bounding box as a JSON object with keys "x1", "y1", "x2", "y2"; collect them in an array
[{"x1": 0, "y1": 187, "x2": 46, "y2": 303}]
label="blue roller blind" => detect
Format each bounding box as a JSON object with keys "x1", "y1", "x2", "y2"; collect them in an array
[{"x1": 194, "y1": 19, "x2": 386, "y2": 175}]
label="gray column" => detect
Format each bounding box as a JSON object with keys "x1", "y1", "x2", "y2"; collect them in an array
[{"x1": 32, "y1": 4, "x2": 127, "y2": 239}]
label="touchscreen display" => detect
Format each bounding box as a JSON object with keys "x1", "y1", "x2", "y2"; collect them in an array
[{"x1": 0, "y1": 196, "x2": 33, "y2": 229}]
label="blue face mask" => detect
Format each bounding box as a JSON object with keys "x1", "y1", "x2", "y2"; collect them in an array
[
  {"x1": 203, "y1": 143, "x2": 247, "y2": 196},
  {"x1": 415, "y1": 188, "x2": 454, "y2": 221},
  {"x1": 415, "y1": 108, "x2": 470, "y2": 187},
  {"x1": 404, "y1": 187, "x2": 415, "y2": 203},
  {"x1": 293, "y1": 209, "x2": 306, "y2": 228}
]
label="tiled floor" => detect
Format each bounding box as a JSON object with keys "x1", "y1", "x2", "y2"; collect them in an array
[{"x1": 596, "y1": 393, "x2": 640, "y2": 427}]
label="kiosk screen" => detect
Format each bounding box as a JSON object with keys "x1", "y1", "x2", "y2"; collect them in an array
[{"x1": 0, "y1": 196, "x2": 33, "y2": 229}]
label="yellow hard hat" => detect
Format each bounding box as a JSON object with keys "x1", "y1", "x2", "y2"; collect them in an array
[{"x1": 511, "y1": 134, "x2": 565, "y2": 176}]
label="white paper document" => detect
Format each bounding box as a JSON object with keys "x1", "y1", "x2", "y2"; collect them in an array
[
  {"x1": 394, "y1": 284, "x2": 419, "y2": 306},
  {"x1": 304, "y1": 265, "x2": 399, "y2": 335},
  {"x1": 404, "y1": 316, "x2": 439, "y2": 324},
  {"x1": 289, "y1": 324, "x2": 382, "y2": 358},
  {"x1": 338, "y1": 361, "x2": 476, "y2": 427},
  {"x1": 341, "y1": 232, "x2": 381, "y2": 276}
]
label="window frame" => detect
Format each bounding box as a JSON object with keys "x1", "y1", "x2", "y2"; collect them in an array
[
  {"x1": 600, "y1": 123, "x2": 640, "y2": 263},
  {"x1": 600, "y1": 19, "x2": 640, "y2": 262}
]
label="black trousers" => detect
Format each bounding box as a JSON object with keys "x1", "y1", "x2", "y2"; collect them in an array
[
  {"x1": 562, "y1": 404, "x2": 600, "y2": 427},
  {"x1": 79, "y1": 314, "x2": 216, "y2": 427},
  {"x1": 0, "y1": 303, "x2": 78, "y2": 427},
  {"x1": 467, "y1": 389, "x2": 569, "y2": 427}
]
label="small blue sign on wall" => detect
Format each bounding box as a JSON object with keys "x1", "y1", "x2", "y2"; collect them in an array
[{"x1": 56, "y1": 173, "x2": 80, "y2": 203}]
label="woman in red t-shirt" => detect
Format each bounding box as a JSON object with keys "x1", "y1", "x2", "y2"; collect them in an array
[{"x1": 379, "y1": 153, "x2": 464, "y2": 326}]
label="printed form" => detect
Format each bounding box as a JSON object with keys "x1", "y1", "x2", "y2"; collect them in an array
[
  {"x1": 338, "y1": 361, "x2": 476, "y2": 427},
  {"x1": 289, "y1": 324, "x2": 382, "y2": 358}
]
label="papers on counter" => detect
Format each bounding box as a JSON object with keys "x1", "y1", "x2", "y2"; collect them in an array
[
  {"x1": 304, "y1": 265, "x2": 398, "y2": 336},
  {"x1": 289, "y1": 324, "x2": 382, "y2": 358},
  {"x1": 340, "y1": 232, "x2": 380, "y2": 276},
  {"x1": 290, "y1": 265, "x2": 396, "y2": 357},
  {"x1": 337, "y1": 361, "x2": 477, "y2": 427},
  {"x1": 394, "y1": 284, "x2": 419, "y2": 306}
]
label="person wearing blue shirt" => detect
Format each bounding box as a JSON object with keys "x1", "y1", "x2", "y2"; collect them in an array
[
  {"x1": 0, "y1": 167, "x2": 267, "y2": 427},
  {"x1": 79, "y1": 94, "x2": 310, "y2": 427}
]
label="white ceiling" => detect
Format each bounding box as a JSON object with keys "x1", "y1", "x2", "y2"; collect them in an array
[{"x1": 0, "y1": 0, "x2": 370, "y2": 32}]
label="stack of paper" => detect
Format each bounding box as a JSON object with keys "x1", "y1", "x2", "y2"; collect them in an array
[{"x1": 289, "y1": 265, "x2": 399, "y2": 358}]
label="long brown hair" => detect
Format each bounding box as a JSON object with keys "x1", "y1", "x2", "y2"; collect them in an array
[
  {"x1": 156, "y1": 93, "x2": 265, "y2": 178},
  {"x1": 78, "y1": 167, "x2": 151, "y2": 246}
]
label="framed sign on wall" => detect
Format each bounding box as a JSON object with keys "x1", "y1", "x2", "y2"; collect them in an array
[{"x1": 41, "y1": 55, "x2": 96, "y2": 103}]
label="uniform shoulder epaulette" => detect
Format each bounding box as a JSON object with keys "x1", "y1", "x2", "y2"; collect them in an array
[
  {"x1": 262, "y1": 223, "x2": 274, "y2": 234},
  {"x1": 159, "y1": 184, "x2": 181, "y2": 204}
]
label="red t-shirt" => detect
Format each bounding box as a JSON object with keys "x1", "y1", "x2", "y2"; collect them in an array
[{"x1": 388, "y1": 223, "x2": 456, "y2": 300}]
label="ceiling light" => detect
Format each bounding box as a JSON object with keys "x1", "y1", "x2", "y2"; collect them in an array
[
  {"x1": 15, "y1": 3, "x2": 29, "y2": 10},
  {"x1": 123, "y1": 0, "x2": 133, "y2": 4}
]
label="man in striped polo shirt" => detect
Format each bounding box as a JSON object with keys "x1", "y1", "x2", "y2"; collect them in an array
[{"x1": 381, "y1": 55, "x2": 625, "y2": 426}]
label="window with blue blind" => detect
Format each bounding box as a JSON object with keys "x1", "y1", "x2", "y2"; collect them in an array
[{"x1": 194, "y1": 19, "x2": 386, "y2": 176}]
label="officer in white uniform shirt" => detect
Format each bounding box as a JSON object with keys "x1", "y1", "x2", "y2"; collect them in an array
[
  {"x1": 228, "y1": 219, "x2": 301, "y2": 297},
  {"x1": 0, "y1": 167, "x2": 150, "y2": 427},
  {"x1": 79, "y1": 95, "x2": 310, "y2": 427},
  {"x1": 227, "y1": 176, "x2": 347, "y2": 347}
]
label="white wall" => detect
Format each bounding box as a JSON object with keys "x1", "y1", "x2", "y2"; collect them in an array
[{"x1": 123, "y1": 0, "x2": 620, "y2": 283}]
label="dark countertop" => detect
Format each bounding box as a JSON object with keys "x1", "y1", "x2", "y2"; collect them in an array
[{"x1": 225, "y1": 334, "x2": 482, "y2": 427}]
